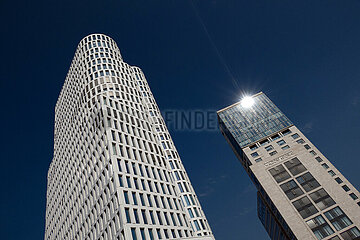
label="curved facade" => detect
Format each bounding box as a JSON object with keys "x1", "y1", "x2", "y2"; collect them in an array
[{"x1": 45, "y1": 34, "x2": 214, "y2": 240}]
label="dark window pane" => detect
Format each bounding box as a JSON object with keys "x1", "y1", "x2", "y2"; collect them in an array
[
  {"x1": 269, "y1": 165, "x2": 291, "y2": 183},
  {"x1": 284, "y1": 158, "x2": 307, "y2": 176},
  {"x1": 293, "y1": 196, "x2": 318, "y2": 219},
  {"x1": 280, "y1": 180, "x2": 304, "y2": 200},
  {"x1": 296, "y1": 172, "x2": 321, "y2": 192},
  {"x1": 309, "y1": 189, "x2": 336, "y2": 211}
]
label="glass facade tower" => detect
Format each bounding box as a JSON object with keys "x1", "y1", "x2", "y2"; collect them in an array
[
  {"x1": 44, "y1": 34, "x2": 215, "y2": 240},
  {"x1": 218, "y1": 92, "x2": 360, "y2": 240}
]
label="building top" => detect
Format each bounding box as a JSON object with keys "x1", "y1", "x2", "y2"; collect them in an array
[{"x1": 217, "y1": 92, "x2": 293, "y2": 148}]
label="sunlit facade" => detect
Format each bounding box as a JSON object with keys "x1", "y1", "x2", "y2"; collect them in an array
[
  {"x1": 218, "y1": 92, "x2": 360, "y2": 240},
  {"x1": 44, "y1": 34, "x2": 215, "y2": 240}
]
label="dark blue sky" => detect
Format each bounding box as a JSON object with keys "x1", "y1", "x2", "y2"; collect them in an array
[{"x1": 1, "y1": 0, "x2": 360, "y2": 239}]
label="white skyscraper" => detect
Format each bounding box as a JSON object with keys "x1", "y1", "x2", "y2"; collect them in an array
[{"x1": 45, "y1": 34, "x2": 215, "y2": 240}]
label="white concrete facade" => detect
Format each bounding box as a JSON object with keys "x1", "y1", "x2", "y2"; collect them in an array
[{"x1": 45, "y1": 34, "x2": 214, "y2": 240}]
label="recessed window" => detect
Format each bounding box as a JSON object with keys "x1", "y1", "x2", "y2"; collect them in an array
[
  {"x1": 306, "y1": 215, "x2": 334, "y2": 240},
  {"x1": 250, "y1": 145, "x2": 258, "y2": 151},
  {"x1": 271, "y1": 134, "x2": 281, "y2": 141},
  {"x1": 334, "y1": 177, "x2": 343, "y2": 184},
  {"x1": 277, "y1": 140, "x2": 286, "y2": 146},
  {"x1": 350, "y1": 193, "x2": 358, "y2": 200},
  {"x1": 328, "y1": 170, "x2": 336, "y2": 177},
  {"x1": 315, "y1": 157, "x2": 323, "y2": 162},
  {"x1": 304, "y1": 144, "x2": 311, "y2": 150},
  {"x1": 251, "y1": 152, "x2": 259, "y2": 158},
  {"x1": 269, "y1": 151, "x2": 277, "y2": 156},
  {"x1": 296, "y1": 172, "x2": 320, "y2": 192},
  {"x1": 309, "y1": 189, "x2": 336, "y2": 211},
  {"x1": 324, "y1": 207, "x2": 353, "y2": 231},
  {"x1": 281, "y1": 145, "x2": 290, "y2": 150},
  {"x1": 282, "y1": 129, "x2": 292, "y2": 136},
  {"x1": 259, "y1": 139, "x2": 269, "y2": 146},
  {"x1": 265, "y1": 145, "x2": 274, "y2": 151},
  {"x1": 293, "y1": 196, "x2": 318, "y2": 219},
  {"x1": 342, "y1": 185, "x2": 350, "y2": 192},
  {"x1": 296, "y1": 139, "x2": 305, "y2": 144},
  {"x1": 322, "y1": 163, "x2": 329, "y2": 169},
  {"x1": 291, "y1": 133, "x2": 300, "y2": 139},
  {"x1": 269, "y1": 165, "x2": 291, "y2": 183},
  {"x1": 340, "y1": 227, "x2": 360, "y2": 240},
  {"x1": 255, "y1": 158, "x2": 262, "y2": 163},
  {"x1": 280, "y1": 180, "x2": 304, "y2": 200},
  {"x1": 284, "y1": 158, "x2": 307, "y2": 176}
]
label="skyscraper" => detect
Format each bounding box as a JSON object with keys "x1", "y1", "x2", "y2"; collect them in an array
[
  {"x1": 217, "y1": 92, "x2": 360, "y2": 240},
  {"x1": 45, "y1": 34, "x2": 214, "y2": 240}
]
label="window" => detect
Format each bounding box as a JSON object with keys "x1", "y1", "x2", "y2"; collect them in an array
[
  {"x1": 291, "y1": 133, "x2": 300, "y2": 139},
  {"x1": 255, "y1": 158, "x2": 262, "y2": 163},
  {"x1": 269, "y1": 165, "x2": 291, "y2": 183},
  {"x1": 271, "y1": 134, "x2": 281, "y2": 140},
  {"x1": 280, "y1": 180, "x2": 304, "y2": 200},
  {"x1": 277, "y1": 140, "x2": 286, "y2": 146},
  {"x1": 296, "y1": 139, "x2": 305, "y2": 144},
  {"x1": 269, "y1": 151, "x2": 277, "y2": 156},
  {"x1": 309, "y1": 189, "x2": 336, "y2": 211},
  {"x1": 125, "y1": 208, "x2": 131, "y2": 223},
  {"x1": 322, "y1": 163, "x2": 329, "y2": 169},
  {"x1": 293, "y1": 196, "x2": 318, "y2": 219},
  {"x1": 350, "y1": 193, "x2": 358, "y2": 200},
  {"x1": 335, "y1": 177, "x2": 343, "y2": 184},
  {"x1": 296, "y1": 172, "x2": 320, "y2": 192},
  {"x1": 342, "y1": 185, "x2": 350, "y2": 192},
  {"x1": 140, "y1": 229, "x2": 146, "y2": 240},
  {"x1": 282, "y1": 145, "x2": 290, "y2": 150},
  {"x1": 282, "y1": 129, "x2": 291, "y2": 135},
  {"x1": 306, "y1": 215, "x2": 334, "y2": 240},
  {"x1": 259, "y1": 139, "x2": 269, "y2": 146},
  {"x1": 328, "y1": 170, "x2": 336, "y2": 177},
  {"x1": 250, "y1": 144, "x2": 258, "y2": 151},
  {"x1": 251, "y1": 152, "x2": 259, "y2": 157},
  {"x1": 315, "y1": 157, "x2": 323, "y2": 162},
  {"x1": 131, "y1": 228, "x2": 137, "y2": 240},
  {"x1": 265, "y1": 145, "x2": 274, "y2": 151},
  {"x1": 340, "y1": 227, "x2": 360, "y2": 240},
  {"x1": 124, "y1": 191, "x2": 130, "y2": 204},
  {"x1": 310, "y1": 150, "x2": 317, "y2": 156},
  {"x1": 304, "y1": 144, "x2": 311, "y2": 150},
  {"x1": 284, "y1": 158, "x2": 307, "y2": 176},
  {"x1": 324, "y1": 207, "x2": 353, "y2": 231}
]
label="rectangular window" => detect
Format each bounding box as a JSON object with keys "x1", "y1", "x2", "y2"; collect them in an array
[
  {"x1": 350, "y1": 193, "x2": 358, "y2": 200},
  {"x1": 284, "y1": 158, "x2": 307, "y2": 176},
  {"x1": 310, "y1": 150, "x2": 317, "y2": 156},
  {"x1": 293, "y1": 196, "x2": 318, "y2": 219},
  {"x1": 269, "y1": 150, "x2": 277, "y2": 156},
  {"x1": 342, "y1": 185, "x2": 350, "y2": 192},
  {"x1": 255, "y1": 158, "x2": 262, "y2": 163},
  {"x1": 324, "y1": 207, "x2": 353, "y2": 231},
  {"x1": 277, "y1": 140, "x2": 286, "y2": 146},
  {"x1": 259, "y1": 139, "x2": 269, "y2": 146},
  {"x1": 309, "y1": 189, "x2": 336, "y2": 211},
  {"x1": 296, "y1": 139, "x2": 305, "y2": 144},
  {"x1": 282, "y1": 129, "x2": 292, "y2": 135},
  {"x1": 271, "y1": 134, "x2": 281, "y2": 140},
  {"x1": 291, "y1": 133, "x2": 300, "y2": 139},
  {"x1": 335, "y1": 177, "x2": 343, "y2": 184},
  {"x1": 322, "y1": 163, "x2": 329, "y2": 169},
  {"x1": 306, "y1": 215, "x2": 334, "y2": 240},
  {"x1": 304, "y1": 144, "x2": 311, "y2": 150},
  {"x1": 340, "y1": 227, "x2": 360, "y2": 240},
  {"x1": 134, "y1": 209, "x2": 140, "y2": 223},
  {"x1": 296, "y1": 172, "x2": 320, "y2": 192},
  {"x1": 125, "y1": 208, "x2": 131, "y2": 223},
  {"x1": 250, "y1": 144, "x2": 258, "y2": 151},
  {"x1": 315, "y1": 157, "x2": 323, "y2": 162},
  {"x1": 124, "y1": 191, "x2": 129, "y2": 204},
  {"x1": 142, "y1": 210, "x2": 148, "y2": 224},
  {"x1": 281, "y1": 145, "x2": 290, "y2": 150},
  {"x1": 251, "y1": 152, "x2": 259, "y2": 157},
  {"x1": 148, "y1": 229, "x2": 154, "y2": 240},
  {"x1": 280, "y1": 180, "x2": 304, "y2": 200},
  {"x1": 328, "y1": 170, "x2": 336, "y2": 177},
  {"x1": 269, "y1": 165, "x2": 291, "y2": 183},
  {"x1": 131, "y1": 228, "x2": 137, "y2": 240},
  {"x1": 265, "y1": 145, "x2": 274, "y2": 151}
]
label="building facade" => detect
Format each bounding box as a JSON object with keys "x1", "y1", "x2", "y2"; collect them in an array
[
  {"x1": 218, "y1": 92, "x2": 360, "y2": 240},
  {"x1": 44, "y1": 34, "x2": 214, "y2": 240}
]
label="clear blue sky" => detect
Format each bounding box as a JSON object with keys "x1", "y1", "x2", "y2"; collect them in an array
[{"x1": 1, "y1": 1, "x2": 360, "y2": 239}]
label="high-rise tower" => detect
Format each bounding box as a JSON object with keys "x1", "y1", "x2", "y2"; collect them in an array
[
  {"x1": 217, "y1": 92, "x2": 360, "y2": 240},
  {"x1": 45, "y1": 34, "x2": 214, "y2": 240}
]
